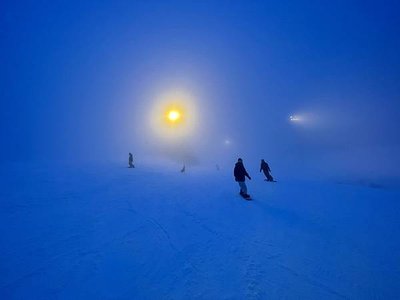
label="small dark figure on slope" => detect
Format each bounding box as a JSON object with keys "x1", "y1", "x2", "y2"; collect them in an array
[{"x1": 128, "y1": 153, "x2": 135, "y2": 168}]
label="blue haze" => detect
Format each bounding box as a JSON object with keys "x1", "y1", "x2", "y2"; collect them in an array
[{"x1": 1, "y1": 0, "x2": 399, "y2": 181}]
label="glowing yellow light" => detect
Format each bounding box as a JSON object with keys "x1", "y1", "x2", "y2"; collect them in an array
[
  {"x1": 168, "y1": 110, "x2": 181, "y2": 122},
  {"x1": 149, "y1": 90, "x2": 198, "y2": 142}
]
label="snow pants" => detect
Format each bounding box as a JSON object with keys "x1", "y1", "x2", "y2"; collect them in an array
[
  {"x1": 263, "y1": 170, "x2": 273, "y2": 181},
  {"x1": 238, "y1": 181, "x2": 247, "y2": 194}
]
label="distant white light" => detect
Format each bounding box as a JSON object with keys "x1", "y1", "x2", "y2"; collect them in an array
[
  {"x1": 224, "y1": 139, "x2": 231, "y2": 145},
  {"x1": 289, "y1": 115, "x2": 302, "y2": 122}
]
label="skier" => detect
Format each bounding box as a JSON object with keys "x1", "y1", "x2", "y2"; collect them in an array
[
  {"x1": 260, "y1": 159, "x2": 274, "y2": 181},
  {"x1": 128, "y1": 153, "x2": 135, "y2": 168},
  {"x1": 234, "y1": 158, "x2": 252, "y2": 199}
]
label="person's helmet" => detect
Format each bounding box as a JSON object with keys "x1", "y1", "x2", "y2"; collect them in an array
[{"x1": 238, "y1": 158, "x2": 243, "y2": 162}]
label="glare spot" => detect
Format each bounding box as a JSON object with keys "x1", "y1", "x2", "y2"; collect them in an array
[
  {"x1": 168, "y1": 110, "x2": 181, "y2": 122},
  {"x1": 149, "y1": 90, "x2": 197, "y2": 142},
  {"x1": 290, "y1": 115, "x2": 302, "y2": 122}
]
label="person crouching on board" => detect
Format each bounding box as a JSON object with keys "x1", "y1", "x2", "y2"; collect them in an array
[
  {"x1": 234, "y1": 158, "x2": 251, "y2": 199},
  {"x1": 260, "y1": 159, "x2": 274, "y2": 181}
]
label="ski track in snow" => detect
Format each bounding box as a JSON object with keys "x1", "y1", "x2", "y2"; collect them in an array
[
  {"x1": 124, "y1": 199, "x2": 201, "y2": 275},
  {"x1": 0, "y1": 164, "x2": 399, "y2": 299}
]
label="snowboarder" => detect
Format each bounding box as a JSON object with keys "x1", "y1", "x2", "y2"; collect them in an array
[
  {"x1": 234, "y1": 158, "x2": 252, "y2": 199},
  {"x1": 128, "y1": 153, "x2": 135, "y2": 168},
  {"x1": 181, "y1": 164, "x2": 185, "y2": 173},
  {"x1": 260, "y1": 159, "x2": 274, "y2": 181}
]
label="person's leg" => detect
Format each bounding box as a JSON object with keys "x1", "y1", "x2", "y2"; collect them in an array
[
  {"x1": 239, "y1": 181, "x2": 247, "y2": 195},
  {"x1": 238, "y1": 182, "x2": 243, "y2": 194}
]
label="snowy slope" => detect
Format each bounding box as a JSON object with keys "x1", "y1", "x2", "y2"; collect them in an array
[{"x1": 1, "y1": 163, "x2": 399, "y2": 299}]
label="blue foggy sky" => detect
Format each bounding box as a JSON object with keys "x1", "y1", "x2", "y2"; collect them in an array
[{"x1": 1, "y1": 0, "x2": 400, "y2": 179}]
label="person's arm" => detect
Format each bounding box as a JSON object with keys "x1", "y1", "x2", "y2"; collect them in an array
[{"x1": 245, "y1": 170, "x2": 251, "y2": 180}]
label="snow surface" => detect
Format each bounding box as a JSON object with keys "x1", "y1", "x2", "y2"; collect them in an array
[{"x1": 1, "y1": 163, "x2": 400, "y2": 299}]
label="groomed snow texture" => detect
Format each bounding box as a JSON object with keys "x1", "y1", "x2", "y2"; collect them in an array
[{"x1": 1, "y1": 164, "x2": 399, "y2": 299}]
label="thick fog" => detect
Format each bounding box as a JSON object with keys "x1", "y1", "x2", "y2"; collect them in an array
[{"x1": 2, "y1": 1, "x2": 399, "y2": 183}]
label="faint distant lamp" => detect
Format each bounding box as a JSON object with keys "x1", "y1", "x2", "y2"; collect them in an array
[{"x1": 289, "y1": 115, "x2": 301, "y2": 122}]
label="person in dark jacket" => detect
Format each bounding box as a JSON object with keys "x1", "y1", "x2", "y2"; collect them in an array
[
  {"x1": 234, "y1": 158, "x2": 251, "y2": 198},
  {"x1": 128, "y1": 153, "x2": 135, "y2": 168},
  {"x1": 260, "y1": 159, "x2": 273, "y2": 181}
]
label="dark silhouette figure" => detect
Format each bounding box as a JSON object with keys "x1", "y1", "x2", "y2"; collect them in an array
[
  {"x1": 234, "y1": 158, "x2": 251, "y2": 199},
  {"x1": 128, "y1": 153, "x2": 135, "y2": 168},
  {"x1": 181, "y1": 164, "x2": 185, "y2": 173},
  {"x1": 260, "y1": 159, "x2": 274, "y2": 181}
]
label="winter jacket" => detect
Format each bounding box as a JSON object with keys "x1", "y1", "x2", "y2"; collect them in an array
[
  {"x1": 260, "y1": 161, "x2": 271, "y2": 173},
  {"x1": 234, "y1": 162, "x2": 251, "y2": 182}
]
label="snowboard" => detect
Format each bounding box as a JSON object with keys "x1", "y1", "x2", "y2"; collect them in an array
[
  {"x1": 264, "y1": 179, "x2": 277, "y2": 182},
  {"x1": 240, "y1": 194, "x2": 252, "y2": 200}
]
